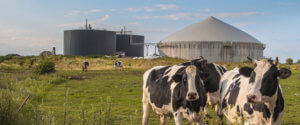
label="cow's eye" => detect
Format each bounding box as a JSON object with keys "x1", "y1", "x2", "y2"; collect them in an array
[{"x1": 254, "y1": 63, "x2": 257, "y2": 68}]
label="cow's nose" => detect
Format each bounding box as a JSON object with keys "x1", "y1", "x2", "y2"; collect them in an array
[
  {"x1": 187, "y1": 93, "x2": 198, "y2": 100},
  {"x1": 247, "y1": 94, "x2": 256, "y2": 103}
]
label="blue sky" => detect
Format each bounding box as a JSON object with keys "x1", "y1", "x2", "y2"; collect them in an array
[{"x1": 0, "y1": 0, "x2": 299, "y2": 62}]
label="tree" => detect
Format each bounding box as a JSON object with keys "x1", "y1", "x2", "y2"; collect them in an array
[{"x1": 286, "y1": 58, "x2": 293, "y2": 65}]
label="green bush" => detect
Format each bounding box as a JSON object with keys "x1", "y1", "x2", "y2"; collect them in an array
[
  {"x1": 0, "y1": 57, "x2": 4, "y2": 63},
  {"x1": 34, "y1": 61, "x2": 55, "y2": 74},
  {"x1": 0, "y1": 55, "x2": 14, "y2": 63},
  {"x1": 297, "y1": 59, "x2": 300, "y2": 64},
  {"x1": 286, "y1": 58, "x2": 293, "y2": 65}
]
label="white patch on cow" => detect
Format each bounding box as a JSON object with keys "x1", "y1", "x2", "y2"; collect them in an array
[
  {"x1": 213, "y1": 63, "x2": 223, "y2": 76},
  {"x1": 165, "y1": 65, "x2": 184, "y2": 81},
  {"x1": 186, "y1": 65, "x2": 199, "y2": 100},
  {"x1": 220, "y1": 67, "x2": 239, "y2": 101},
  {"x1": 248, "y1": 59, "x2": 274, "y2": 103}
]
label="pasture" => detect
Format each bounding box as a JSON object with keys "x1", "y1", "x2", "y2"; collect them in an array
[{"x1": 0, "y1": 55, "x2": 299, "y2": 124}]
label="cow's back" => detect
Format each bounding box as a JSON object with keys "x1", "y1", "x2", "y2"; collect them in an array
[{"x1": 143, "y1": 65, "x2": 176, "y2": 115}]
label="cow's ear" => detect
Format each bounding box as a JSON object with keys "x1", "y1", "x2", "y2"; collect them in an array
[
  {"x1": 172, "y1": 74, "x2": 182, "y2": 83},
  {"x1": 239, "y1": 67, "x2": 253, "y2": 77},
  {"x1": 191, "y1": 59, "x2": 207, "y2": 68},
  {"x1": 278, "y1": 68, "x2": 291, "y2": 79}
]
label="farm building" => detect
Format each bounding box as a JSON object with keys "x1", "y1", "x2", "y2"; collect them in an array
[
  {"x1": 63, "y1": 20, "x2": 144, "y2": 57},
  {"x1": 64, "y1": 29, "x2": 116, "y2": 56},
  {"x1": 116, "y1": 33, "x2": 144, "y2": 57},
  {"x1": 158, "y1": 16, "x2": 265, "y2": 62}
]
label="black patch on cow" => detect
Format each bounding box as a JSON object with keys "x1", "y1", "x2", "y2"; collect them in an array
[
  {"x1": 260, "y1": 66, "x2": 279, "y2": 97},
  {"x1": 273, "y1": 88, "x2": 284, "y2": 121},
  {"x1": 172, "y1": 70, "x2": 207, "y2": 113},
  {"x1": 202, "y1": 64, "x2": 222, "y2": 92},
  {"x1": 220, "y1": 66, "x2": 227, "y2": 74},
  {"x1": 146, "y1": 66, "x2": 172, "y2": 108},
  {"x1": 239, "y1": 67, "x2": 253, "y2": 77},
  {"x1": 221, "y1": 98, "x2": 227, "y2": 110},
  {"x1": 249, "y1": 71, "x2": 256, "y2": 84},
  {"x1": 253, "y1": 103, "x2": 271, "y2": 119},
  {"x1": 227, "y1": 79, "x2": 241, "y2": 105},
  {"x1": 237, "y1": 105, "x2": 240, "y2": 112},
  {"x1": 232, "y1": 74, "x2": 240, "y2": 80},
  {"x1": 217, "y1": 65, "x2": 224, "y2": 74},
  {"x1": 244, "y1": 103, "x2": 253, "y2": 115}
]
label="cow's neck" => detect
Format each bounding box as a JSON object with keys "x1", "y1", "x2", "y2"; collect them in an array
[{"x1": 263, "y1": 88, "x2": 278, "y2": 115}]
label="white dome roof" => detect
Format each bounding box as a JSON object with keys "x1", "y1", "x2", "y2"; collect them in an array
[{"x1": 162, "y1": 16, "x2": 261, "y2": 43}]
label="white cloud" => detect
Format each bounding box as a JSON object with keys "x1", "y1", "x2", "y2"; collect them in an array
[
  {"x1": 214, "y1": 12, "x2": 265, "y2": 19},
  {"x1": 276, "y1": 2, "x2": 294, "y2": 6},
  {"x1": 129, "y1": 22, "x2": 142, "y2": 26},
  {"x1": 83, "y1": 9, "x2": 101, "y2": 15},
  {"x1": 233, "y1": 22, "x2": 256, "y2": 28},
  {"x1": 136, "y1": 11, "x2": 265, "y2": 21},
  {"x1": 57, "y1": 15, "x2": 110, "y2": 28},
  {"x1": 127, "y1": 8, "x2": 142, "y2": 12},
  {"x1": 127, "y1": 4, "x2": 180, "y2": 13},
  {"x1": 135, "y1": 12, "x2": 202, "y2": 21},
  {"x1": 99, "y1": 15, "x2": 110, "y2": 22},
  {"x1": 156, "y1": 4, "x2": 180, "y2": 10},
  {"x1": 157, "y1": 12, "x2": 194, "y2": 20},
  {"x1": 67, "y1": 10, "x2": 81, "y2": 16},
  {"x1": 144, "y1": 6, "x2": 154, "y2": 12},
  {"x1": 197, "y1": 8, "x2": 211, "y2": 12},
  {"x1": 66, "y1": 9, "x2": 101, "y2": 16},
  {"x1": 0, "y1": 28, "x2": 61, "y2": 55}
]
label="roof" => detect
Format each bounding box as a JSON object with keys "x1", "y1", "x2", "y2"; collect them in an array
[{"x1": 161, "y1": 16, "x2": 261, "y2": 43}]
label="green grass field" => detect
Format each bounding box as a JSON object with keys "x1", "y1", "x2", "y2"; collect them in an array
[{"x1": 0, "y1": 56, "x2": 299, "y2": 124}]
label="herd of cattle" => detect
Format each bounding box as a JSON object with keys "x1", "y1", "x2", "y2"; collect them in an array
[
  {"x1": 82, "y1": 61, "x2": 123, "y2": 71},
  {"x1": 142, "y1": 57, "x2": 291, "y2": 125}
]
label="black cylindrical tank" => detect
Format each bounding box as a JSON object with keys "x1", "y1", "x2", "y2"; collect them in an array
[
  {"x1": 64, "y1": 30, "x2": 116, "y2": 56},
  {"x1": 116, "y1": 34, "x2": 144, "y2": 57}
]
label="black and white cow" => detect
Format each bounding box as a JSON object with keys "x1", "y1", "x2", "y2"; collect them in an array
[
  {"x1": 181, "y1": 57, "x2": 227, "y2": 117},
  {"x1": 114, "y1": 61, "x2": 123, "y2": 70},
  {"x1": 142, "y1": 64, "x2": 207, "y2": 125},
  {"x1": 219, "y1": 57, "x2": 291, "y2": 124},
  {"x1": 82, "y1": 61, "x2": 89, "y2": 72}
]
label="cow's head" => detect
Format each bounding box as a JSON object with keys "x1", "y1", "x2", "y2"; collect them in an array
[
  {"x1": 172, "y1": 65, "x2": 203, "y2": 101},
  {"x1": 239, "y1": 57, "x2": 291, "y2": 103}
]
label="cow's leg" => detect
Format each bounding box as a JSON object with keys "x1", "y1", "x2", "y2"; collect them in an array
[
  {"x1": 204, "y1": 106, "x2": 210, "y2": 118},
  {"x1": 174, "y1": 112, "x2": 183, "y2": 125},
  {"x1": 160, "y1": 115, "x2": 166, "y2": 125},
  {"x1": 142, "y1": 96, "x2": 151, "y2": 125}
]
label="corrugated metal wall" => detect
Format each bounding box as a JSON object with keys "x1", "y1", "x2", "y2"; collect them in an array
[{"x1": 158, "y1": 41, "x2": 264, "y2": 62}]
